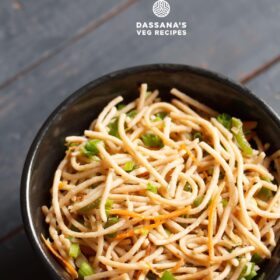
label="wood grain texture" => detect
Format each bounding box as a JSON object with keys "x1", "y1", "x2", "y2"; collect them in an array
[
  {"x1": 246, "y1": 63, "x2": 280, "y2": 114},
  {"x1": 0, "y1": 0, "x2": 280, "y2": 246},
  {"x1": 0, "y1": 0, "x2": 125, "y2": 86}
]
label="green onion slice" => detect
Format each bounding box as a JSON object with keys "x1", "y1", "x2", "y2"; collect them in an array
[
  {"x1": 161, "y1": 271, "x2": 176, "y2": 280},
  {"x1": 69, "y1": 243, "x2": 80, "y2": 258},
  {"x1": 141, "y1": 133, "x2": 164, "y2": 148},
  {"x1": 231, "y1": 118, "x2": 253, "y2": 156},
  {"x1": 193, "y1": 196, "x2": 204, "y2": 207},
  {"x1": 108, "y1": 119, "x2": 120, "y2": 138},
  {"x1": 78, "y1": 262, "x2": 94, "y2": 277},
  {"x1": 123, "y1": 161, "x2": 135, "y2": 172},
  {"x1": 217, "y1": 113, "x2": 232, "y2": 129},
  {"x1": 80, "y1": 139, "x2": 103, "y2": 157},
  {"x1": 257, "y1": 187, "x2": 273, "y2": 201},
  {"x1": 147, "y1": 182, "x2": 158, "y2": 194}
]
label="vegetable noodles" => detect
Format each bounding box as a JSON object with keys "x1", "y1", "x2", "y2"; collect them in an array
[{"x1": 42, "y1": 84, "x2": 280, "y2": 280}]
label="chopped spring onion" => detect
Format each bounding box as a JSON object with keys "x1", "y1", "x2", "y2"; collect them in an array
[
  {"x1": 207, "y1": 168, "x2": 214, "y2": 176},
  {"x1": 123, "y1": 161, "x2": 135, "y2": 172},
  {"x1": 127, "y1": 110, "x2": 137, "y2": 118},
  {"x1": 257, "y1": 187, "x2": 273, "y2": 201},
  {"x1": 105, "y1": 216, "x2": 119, "y2": 228},
  {"x1": 141, "y1": 133, "x2": 164, "y2": 148},
  {"x1": 156, "y1": 112, "x2": 167, "y2": 119},
  {"x1": 231, "y1": 118, "x2": 253, "y2": 156},
  {"x1": 147, "y1": 182, "x2": 158, "y2": 193},
  {"x1": 193, "y1": 196, "x2": 204, "y2": 207},
  {"x1": 161, "y1": 271, "x2": 177, "y2": 280},
  {"x1": 239, "y1": 262, "x2": 257, "y2": 280},
  {"x1": 108, "y1": 119, "x2": 120, "y2": 138},
  {"x1": 69, "y1": 243, "x2": 80, "y2": 258},
  {"x1": 79, "y1": 199, "x2": 100, "y2": 213},
  {"x1": 222, "y1": 198, "x2": 228, "y2": 208},
  {"x1": 165, "y1": 228, "x2": 172, "y2": 236},
  {"x1": 78, "y1": 261, "x2": 94, "y2": 277},
  {"x1": 80, "y1": 139, "x2": 103, "y2": 157},
  {"x1": 193, "y1": 131, "x2": 203, "y2": 141},
  {"x1": 66, "y1": 142, "x2": 79, "y2": 148},
  {"x1": 104, "y1": 216, "x2": 119, "y2": 238},
  {"x1": 251, "y1": 253, "x2": 263, "y2": 264},
  {"x1": 217, "y1": 113, "x2": 232, "y2": 129},
  {"x1": 106, "y1": 232, "x2": 116, "y2": 238},
  {"x1": 105, "y1": 199, "x2": 113, "y2": 215},
  {"x1": 184, "y1": 183, "x2": 191, "y2": 192},
  {"x1": 79, "y1": 199, "x2": 112, "y2": 214},
  {"x1": 70, "y1": 224, "x2": 80, "y2": 232},
  {"x1": 153, "y1": 112, "x2": 168, "y2": 122},
  {"x1": 117, "y1": 103, "x2": 125, "y2": 110}
]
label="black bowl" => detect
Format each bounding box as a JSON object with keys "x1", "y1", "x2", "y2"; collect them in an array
[{"x1": 21, "y1": 64, "x2": 280, "y2": 280}]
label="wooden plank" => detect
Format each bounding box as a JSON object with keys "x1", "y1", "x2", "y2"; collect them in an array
[
  {"x1": 0, "y1": 0, "x2": 125, "y2": 86},
  {"x1": 1, "y1": 0, "x2": 280, "y2": 238},
  {"x1": 0, "y1": 229, "x2": 50, "y2": 279},
  {"x1": 246, "y1": 63, "x2": 280, "y2": 114}
]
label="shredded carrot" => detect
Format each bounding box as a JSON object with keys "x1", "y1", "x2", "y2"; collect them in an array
[
  {"x1": 113, "y1": 229, "x2": 134, "y2": 240},
  {"x1": 58, "y1": 181, "x2": 66, "y2": 190},
  {"x1": 41, "y1": 234, "x2": 78, "y2": 279},
  {"x1": 171, "y1": 257, "x2": 184, "y2": 273},
  {"x1": 243, "y1": 121, "x2": 257, "y2": 130},
  {"x1": 180, "y1": 144, "x2": 199, "y2": 165},
  {"x1": 114, "y1": 221, "x2": 163, "y2": 240},
  {"x1": 110, "y1": 206, "x2": 191, "y2": 222},
  {"x1": 138, "y1": 171, "x2": 149, "y2": 178},
  {"x1": 207, "y1": 185, "x2": 224, "y2": 262},
  {"x1": 246, "y1": 131, "x2": 256, "y2": 141},
  {"x1": 109, "y1": 209, "x2": 144, "y2": 219}
]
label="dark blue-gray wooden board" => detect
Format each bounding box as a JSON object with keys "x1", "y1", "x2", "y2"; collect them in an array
[{"x1": 0, "y1": 0, "x2": 279, "y2": 279}]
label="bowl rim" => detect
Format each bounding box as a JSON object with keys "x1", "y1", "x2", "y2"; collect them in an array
[{"x1": 20, "y1": 63, "x2": 280, "y2": 279}]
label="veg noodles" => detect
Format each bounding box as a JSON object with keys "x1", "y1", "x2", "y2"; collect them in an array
[{"x1": 42, "y1": 84, "x2": 280, "y2": 280}]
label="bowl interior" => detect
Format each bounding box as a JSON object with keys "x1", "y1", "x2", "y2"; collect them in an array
[{"x1": 22, "y1": 64, "x2": 280, "y2": 279}]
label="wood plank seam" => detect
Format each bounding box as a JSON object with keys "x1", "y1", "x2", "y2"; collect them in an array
[
  {"x1": 0, "y1": 0, "x2": 138, "y2": 92},
  {"x1": 239, "y1": 53, "x2": 280, "y2": 84}
]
